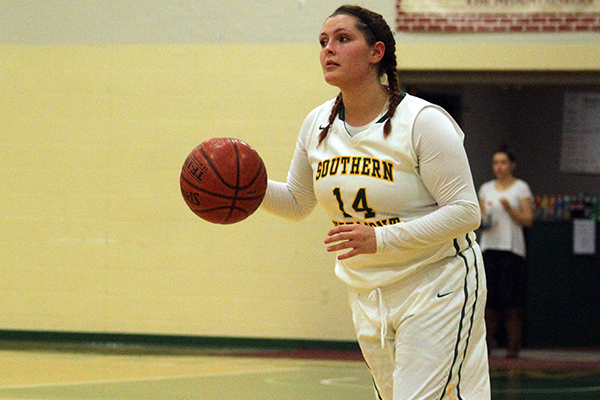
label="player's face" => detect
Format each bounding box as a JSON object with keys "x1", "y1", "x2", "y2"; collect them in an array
[
  {"x1": 319, "y1": 14, "x2": 380, "y2": 89},
  {"x1": 492, "y1": 152, "x2": 515, "y2": 179}
]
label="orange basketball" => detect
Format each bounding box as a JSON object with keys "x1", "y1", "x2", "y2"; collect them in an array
[{"x1": 180, "y1": 138, "x2": 268, "y2": 224}]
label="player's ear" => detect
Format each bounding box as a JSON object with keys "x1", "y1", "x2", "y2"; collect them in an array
[{"x1": 370, "y1": 41, "x2": 385, "y2": 64}]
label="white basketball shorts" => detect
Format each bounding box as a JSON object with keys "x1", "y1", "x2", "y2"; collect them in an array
[{"x1": 349, "y1": 242, "x2": 490, "y2": 400}]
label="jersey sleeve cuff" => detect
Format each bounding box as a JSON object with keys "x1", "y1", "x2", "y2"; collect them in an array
[{"x1": 375, "y1": 226, "x2": 386, "y2": 253}]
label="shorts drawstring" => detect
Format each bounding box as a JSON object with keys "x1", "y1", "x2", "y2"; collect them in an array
[{"x1": 369, "y1": 288, "x2": 388, "y2": 349}]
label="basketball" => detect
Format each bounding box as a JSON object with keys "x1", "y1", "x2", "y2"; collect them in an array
[{"x1": 180, "y1": 138, "x2": 268, "y2": 224}]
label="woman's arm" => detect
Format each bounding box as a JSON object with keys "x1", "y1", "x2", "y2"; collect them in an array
[
  {"x1": 501, "y1": 196, "x2": 533, "y2": 228},
  {"x1": 260, "y1": 112, "x2": 319, "y2": 221},
  {"x1": 376, "y1": 106, "x2": 481, "y2": 252}
]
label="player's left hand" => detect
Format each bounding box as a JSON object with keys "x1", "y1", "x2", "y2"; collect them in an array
[{"x1": 324, "y1": 224, "x2": 377, "y2": 260}]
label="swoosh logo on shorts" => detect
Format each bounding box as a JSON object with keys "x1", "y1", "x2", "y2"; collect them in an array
[{"x1": 437, "y1": 291, "x2": 453, "y2": 298}]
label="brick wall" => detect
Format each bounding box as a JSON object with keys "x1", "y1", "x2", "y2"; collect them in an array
[{"x1": 396, "y1": 1, "x2": 600, "y2": 32}]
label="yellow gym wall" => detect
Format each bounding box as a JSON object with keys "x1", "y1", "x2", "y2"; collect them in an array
[
  {"x1": 0, "y1": 43, "x2": 353, "y2": 341},
  {"x1": 1, "y1": 36, "x2": 599, "y2": 342}
]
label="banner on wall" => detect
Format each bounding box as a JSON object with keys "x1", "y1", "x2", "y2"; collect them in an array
[
  {"x1": 396, "y1": 0, "x2": 600, "y2": 32},
  {"x1": 560, "y1": 92, "x2": 600, "y2": 175}
]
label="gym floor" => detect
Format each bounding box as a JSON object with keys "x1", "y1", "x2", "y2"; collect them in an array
[{"x1": 0, "y1": 342, "x2": 599, "y2": 399}]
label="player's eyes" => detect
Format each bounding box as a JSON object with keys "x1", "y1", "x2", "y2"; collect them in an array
[{"x1": 319, "y1": 34, "x2": 351, "y2": 48}]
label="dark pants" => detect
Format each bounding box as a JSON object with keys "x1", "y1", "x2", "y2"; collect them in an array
[
  {"x1": 482, "y1": 250, "x2": 527, "y2": 357},
  {"x1": 483, "y1": 250, "x2": 527, "y2": 310}
]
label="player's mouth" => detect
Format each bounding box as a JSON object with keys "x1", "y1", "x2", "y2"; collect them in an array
[{"x1": 324, "y1": 60, "x2": 340, "y2": 69}]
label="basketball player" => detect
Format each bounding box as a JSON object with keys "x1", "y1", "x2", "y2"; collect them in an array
[{"x1": 261, "y1": 5, "x2": 490, "y2": 399}]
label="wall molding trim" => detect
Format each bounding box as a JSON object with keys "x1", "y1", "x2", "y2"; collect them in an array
[{"x1": 0, "y1": 330, "x2": 360, "y2": 354}]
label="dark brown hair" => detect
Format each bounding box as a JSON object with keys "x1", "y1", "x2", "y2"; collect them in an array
[
  {"x1": 318, "y1": 5, "x2": 401, "y2": 146},
  {"x1": 496, "y1": 144, "x2": 516, "y2": 162}
]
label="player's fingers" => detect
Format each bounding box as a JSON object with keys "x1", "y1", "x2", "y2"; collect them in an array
[
  {"x1": 324, "y1": 231, "x2": 355, "y2": 244},
  {"x1": 326, "y1": 240, "x2": 353, "y2": 252},
  {"x1": 326, "y1": 225, "x2": 353, "y2": 237},
  {"x1": 337, "y1": 249, "x2": 359, "y2": 260}
]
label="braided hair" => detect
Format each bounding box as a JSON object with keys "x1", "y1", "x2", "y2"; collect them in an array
[{"x1": 318, "y1": 5, "x2": 401, "y2": 146}]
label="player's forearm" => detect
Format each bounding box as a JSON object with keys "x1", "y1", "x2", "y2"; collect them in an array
[
  {"x1": 261, "y1": 179, "x2": 316, "y2": 221},
  {"x1": 375, "y1": 200, "x2": 480, "y2": 252}
]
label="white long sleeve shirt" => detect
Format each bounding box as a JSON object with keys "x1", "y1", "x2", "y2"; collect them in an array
[{"x1": 261, "y1": 94, "x2": 480, "y2": 290}]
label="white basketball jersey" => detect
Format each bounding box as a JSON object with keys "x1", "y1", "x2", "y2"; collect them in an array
[{"x1": 301, "y1": 94, "x2": 475, "y2": 290}]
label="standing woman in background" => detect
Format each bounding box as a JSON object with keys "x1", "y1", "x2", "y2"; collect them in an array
[
  {"x1": 261, "y1": 5, "x2": 490, "y2": 399},
  {"x1": 478, "y1": 145, "x2": 533, "y2": 358}
]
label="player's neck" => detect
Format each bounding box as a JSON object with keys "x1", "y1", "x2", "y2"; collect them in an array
[
  {"x1": 341, "y1": 84, "x2": 389, "y2": 127},
  {"x1": 495, "y1": 176, "x2": 516, "y2": 190}
]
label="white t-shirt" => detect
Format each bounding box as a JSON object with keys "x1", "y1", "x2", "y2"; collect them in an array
[
  {"x1": 261, "y1": 94, "x2": 481, "y2": 290},
  {"x1": 478, "y1": 179, "x2": 533, "y2": 258}
]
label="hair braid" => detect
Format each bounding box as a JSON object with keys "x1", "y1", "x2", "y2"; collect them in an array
[
  {"x1": 383, "y1": 54, "x2": 401, "y2": 138},
  {"x1": 318, "y1": 93, "x2": 343, "y2": 146}
]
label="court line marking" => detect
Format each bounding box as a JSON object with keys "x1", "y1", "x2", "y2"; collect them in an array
[
  {"x1": 320, "y1": 376, "x2": 368, "y2": 388},
  {"x1": 2, "y1": 359, "x2": 598, "y2": 395},
  {"x1": 0, "y1": 366, "x2": 301, "y2": 390}
]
